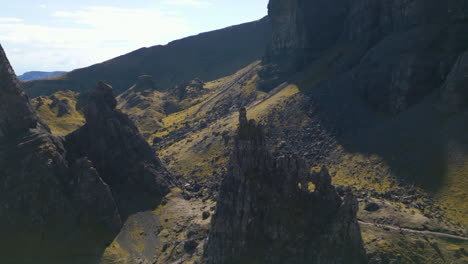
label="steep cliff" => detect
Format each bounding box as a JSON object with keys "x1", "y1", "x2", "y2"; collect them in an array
[
  {"x1": 0, "y1": 44, "x2": 121, "y2": 263},
  {"x1": 265, "y1": 0, "x2": 348, "y2": 71},
  {"x1": 440, "y1": 50, "x2": 468, "y2": 112},
  {"x1": 0, "y1": 45, "x2": 48, "y2": 138},
  {"x1": 65, "y1": 81, "x2": 175, "y2": 217},
  {"x1": 264, "y1": 0, "x2": 468, "y2": 113},
  {"x1": 204, "y1": 108, "x2": 367, "y2": 264}
]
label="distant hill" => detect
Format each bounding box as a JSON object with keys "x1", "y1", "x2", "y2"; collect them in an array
[
  {"x1": 18, "y1": 71, "x2": 65, "y2": 81},
  {"x1": 24, "y1": 17, "x2": 271, "y2": 97}
]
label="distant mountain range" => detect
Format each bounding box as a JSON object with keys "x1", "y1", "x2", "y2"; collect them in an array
[{"x1": 18, "y1": 71, "x2": 66, "y2": 81}]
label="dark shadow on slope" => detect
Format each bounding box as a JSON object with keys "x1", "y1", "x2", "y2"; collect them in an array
[{"x1": 292, "y1": 45, "x2": 468, "y2": 194}]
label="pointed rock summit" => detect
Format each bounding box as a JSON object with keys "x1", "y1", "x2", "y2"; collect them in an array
[
  {"x1": 0, "y1": 44, "x2": 47, "y2": 138},
  {"x1": 205, "y1": 109, "x2": 367, "y2": 264},
  {"x1": 66, "y1": 81, "x2": 175, "y2": 216},
  {"x1": 0, "y1": 45, "x2": 121, "y2": 263}
]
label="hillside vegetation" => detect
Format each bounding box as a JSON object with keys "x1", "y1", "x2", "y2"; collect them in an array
[{"x1": 34, "y1": 56, "x2": 468, "y2": 263}]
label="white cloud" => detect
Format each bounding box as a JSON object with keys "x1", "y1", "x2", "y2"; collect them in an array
[
  {"x1": 164, "y1": 0, "x2": 213, "y2": 7},
  {"x1": 52, "y1": 11, "x2": 73, "y2": 17},
  {"x1": 39, "y1": 4, "x2": 47, "y2": 9},
  {"x1": 0, "y1": 18, "x2": 23, "y2": 23},
  {"x1": 0, "y1": 6, "x2": 194, "y2": 74}
]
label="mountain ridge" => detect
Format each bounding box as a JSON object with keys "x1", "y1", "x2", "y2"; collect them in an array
[
  {"x1": 18, "y1": 71, "x2": 66, "y2": 81},
  {"x1": 24, "y1": 17, "x2": 271, "y2": 98}
]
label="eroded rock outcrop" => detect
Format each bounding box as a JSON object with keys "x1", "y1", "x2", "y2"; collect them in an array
[
  {"x1": 65, "y1": 81, "x2": 175, "y2": 216},
  {"x1": 169, "y1": 78, "x2": 206, "y2": 100},
  {"x1": 205, "y1": 108, "x2": 367, "y2": 264},
  {"x1": 49, "y1": 94, "x2": 73, "y2": 117},
  {"x1": 0, "y1": 44, "x2": 121, "y2": 262}
]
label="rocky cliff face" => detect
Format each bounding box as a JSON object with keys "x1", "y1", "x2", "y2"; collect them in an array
[
  {"x1": 204, "y1": 108, "x2": 367, "y2": 264},
  {"x1": 0, "y1": 44, "x2": 121, "y2": 262},
  {"x1": 440, "y1": 51, "x2": 468, "y2": 112},
  {"x1": 65, "y1": 81, "x2": 175, "y2": 217},
  {"x1": 265, "y1": 0, "x2": 468, "y2": 113},
  {"x1": 0, "y1": 44, "x2": 176, "y2": 262},
  {"x1": 265, "y1": 0, "x2": 348, "y2": 71},
  {"x1": 0, "y1": 45, "x2": 48, "y2": 138}
]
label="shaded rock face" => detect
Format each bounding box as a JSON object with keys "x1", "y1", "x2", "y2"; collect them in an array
[
  {"x1": 440, "y1": 51, "x2": 468, "y2": 112},
  {"x1": 0, "y1": 45, "x2": 47, "y2": 138},
  {"x1": 65, "y1": 81, "x2": 174, "y2": 216},
  {"x1": 205, "y1": 108, "x2": 367, "y2": 264},
  {"x1": 0, "y1": 44, "x2": 121, "y2": 262},
  {"x1": 264, "y1": 0, "x2": 468, "y2": 113},
  {"x1": 265, "y1": 0, "x2": 349, "y2": 71}
]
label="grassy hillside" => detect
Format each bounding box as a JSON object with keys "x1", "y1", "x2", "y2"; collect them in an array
[
  {"x1": 131, "y1": 61, "x2": 468, "y2": 263},
  {"x1": 35, "y1": 60, "x2": 468, "y2": 263},
  {"x1": 24, "y1": 18, "x2": 271, "y2": 98},
  {"x1": 31, "y1": 90, "x2": 85, "y2": 135}
]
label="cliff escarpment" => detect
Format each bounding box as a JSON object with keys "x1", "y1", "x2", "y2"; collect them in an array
[{"x1": 264, "y1": 0, "x2": 468, "y2": 113}]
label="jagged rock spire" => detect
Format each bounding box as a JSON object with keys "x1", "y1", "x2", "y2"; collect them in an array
[
  {"x1": 84, "y1": 81, "x2": 118, "y2": 122},
  {"x1": 205, "y1": 108, "x2": 367, "y2": 264},
  {"x1": 66, "y1": 81, "x2": 175, "y2": 217},
  {"x1": 0, "y1": 44, "x2": 47, "y2": 138}
]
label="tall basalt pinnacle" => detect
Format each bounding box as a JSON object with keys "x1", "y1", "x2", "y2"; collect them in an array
[
  {"x1": 205, "y1": 109, "x2": 367, "y2": 264},
  {"x1": 0, "y1": 44, "x2": 48, "y2": 138},
  {"x1": 66, "y1": 81, "x2": 175, "y2": 217},
  {"x1": 0, "y1": 45, "x2": 121, "y2": 263}
]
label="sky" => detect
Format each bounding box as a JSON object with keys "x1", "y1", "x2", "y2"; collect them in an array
[{"x1": 0, "y1": 0, "x2": 269, "y2": 75}]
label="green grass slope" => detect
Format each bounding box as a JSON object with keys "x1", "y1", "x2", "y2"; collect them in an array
[
  {"x1": 34, "y1": 58, "x2": 468, "y2": 263},
  {"x1": 31, "y1": 90, "x2": 85, "y2": 135}
]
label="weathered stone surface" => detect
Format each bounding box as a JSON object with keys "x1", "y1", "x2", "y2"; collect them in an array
[
  {"x1": 0, "y1": 44, "x2": 48, "y2": 138},
  {"x1": 49, "y1": 95, "x2": 72, "y2": 117},
  {"x1": 264, "y1": 0, "x2": 468, "y2": 114},
  {"x1": 265, "y1": 0, "x2": 348, "y2": 71},
  {"x1": 204, "y1": 108, "x2": 367, "y2": 264},
  {"x1": 65, "y1": 81, "x2": 175, "y2": 216},
  {"x1": 440, "y1": 50, "x2": 468, "y2": 112},
  {"x1": 0, "y1": 44, "x2": 121, "y2": 262}
]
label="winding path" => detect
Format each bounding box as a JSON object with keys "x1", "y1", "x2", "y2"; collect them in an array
[{"x1": 358, "y1": 221, "x2": 468, "y2": 242}]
